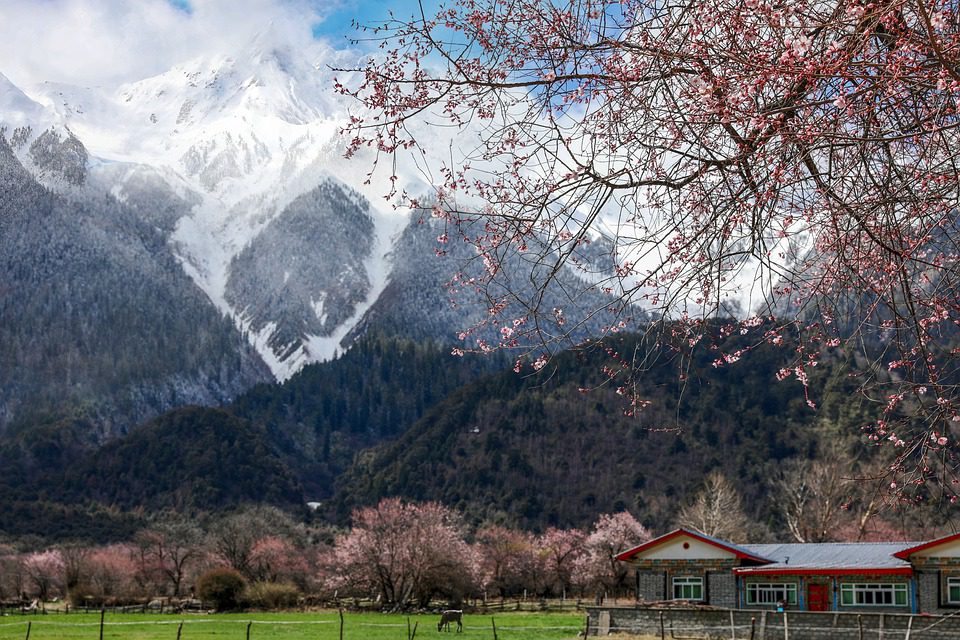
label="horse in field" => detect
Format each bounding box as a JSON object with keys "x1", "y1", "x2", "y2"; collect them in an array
[{"x1": 437, "y1": 609, "x2": 463, "y2": 632}]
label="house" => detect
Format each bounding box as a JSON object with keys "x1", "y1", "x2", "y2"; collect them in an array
[{"x1": 615, "y1": 528, "x2": 960, "y2": 614}]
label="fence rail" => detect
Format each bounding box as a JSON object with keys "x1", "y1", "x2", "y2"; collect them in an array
[{"x1": 587, "y1": 605, "x2": 960, "y2": 640}]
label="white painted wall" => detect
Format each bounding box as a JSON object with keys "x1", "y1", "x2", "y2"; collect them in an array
[
  {"x1": 911, "y1": 538, "x2": 960, "y2": 558},
  {"x1": 641, "y1": 536, "x2": 737, "y2": 561}
]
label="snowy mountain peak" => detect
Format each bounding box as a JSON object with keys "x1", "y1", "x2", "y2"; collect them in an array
[
  {"x1": 1, "y1": 40, "x2": 429, "y2": 381},
  {"x1": 0, "y1": 73, "x2": 57, "y2": 134}
]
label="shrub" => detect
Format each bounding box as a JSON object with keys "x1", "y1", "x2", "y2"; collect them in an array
[
  {"x1": 67, "y1": 584, "x2": 97, "y2": 608},
  {"x1": 242, "y1": 581, "x2": 300, "y2": 610},
  {"x1": 195, "y1": 568, "x2": 246, "y2": 611}
]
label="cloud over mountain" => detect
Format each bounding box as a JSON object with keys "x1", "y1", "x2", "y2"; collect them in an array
[{"x1": 0, "y1": 0, "x2": 334, "y2": 88}]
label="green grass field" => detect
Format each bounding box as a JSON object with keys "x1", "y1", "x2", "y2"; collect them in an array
[{"x1": 0, "y1": 611, "x2": 587, "y2": 640}]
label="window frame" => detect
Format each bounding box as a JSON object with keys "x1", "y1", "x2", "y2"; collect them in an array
[
  {"x1": 745, "y1": 582, "x2": 799, "y2": 606},
  {"x1": 946, "y1": 576, "x2": 960, "y2": 605},
  {"x1": 672, "y1": 576, "x2": 704, "y2": 601},
  {"x1": 839, "y1": 583, "x2": 908, "y2": 607}
]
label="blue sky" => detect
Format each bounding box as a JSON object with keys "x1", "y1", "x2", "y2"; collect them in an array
[
  {"x1": 310, "y1": 0, "x2": 431, "y2": 42},
  {"x1": 162, "y1": 0, "x2": 434, "y2": 43}
]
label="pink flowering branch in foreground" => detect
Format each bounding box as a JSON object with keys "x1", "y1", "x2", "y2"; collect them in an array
[{"x1": 338, "y1": 0, "x2": 960, "y2": 501}]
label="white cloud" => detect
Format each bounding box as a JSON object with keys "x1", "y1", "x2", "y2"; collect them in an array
[{"x1": 0, "y1": 0, "x2": 335, "y2": 88}]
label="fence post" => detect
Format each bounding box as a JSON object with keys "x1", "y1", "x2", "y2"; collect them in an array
[
  {"x1": 339, "y1": 608, "x2": 344, "y2": 640},
  {"x1": 750, "y1": 617, "x2": 756, "y2": 640},
  {"x1": 99, "y1": 608, "x2": 105, "y2": 640},
  {"x1": 784, "y1": 611, "x2": 789, "y2": 640}
]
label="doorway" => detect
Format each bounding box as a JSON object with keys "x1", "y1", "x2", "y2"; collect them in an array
[{"x1": 807, "y1": 583, "x2": 831, "y2": 611}]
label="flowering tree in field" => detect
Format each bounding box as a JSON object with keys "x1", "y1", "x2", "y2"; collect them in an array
[
  {"x1": 84, "y1": 544, "x2": 139, "y2": 602},
  {"x1": 475, "y1": 525, "x2": 544, "y2": 596},
  {"x1": 328, "y1": 498, "x2": 477, "y2": 607},
  {"x1": 574, "y1": 511, "x2": 651, "y2": 597},
  {"x1": 22, "y1": 549, "x2": 64, "y2": 601},
  {"x1": 248, "y1": 536, "x2": 312, "y2": 587},
  {"x1": 537, "y1": 527, "x2": 587, "y2": 597},
  {"x1": 339, "y1": 0, "x2": 960, "y2": 498}
]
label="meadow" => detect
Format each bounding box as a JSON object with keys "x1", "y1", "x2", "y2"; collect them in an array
[{"x1": 0, "y1": 610, "x2": 588, "y2": 640}]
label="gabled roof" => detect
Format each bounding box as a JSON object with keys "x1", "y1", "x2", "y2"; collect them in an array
[
  {"x1": 734, "y1": 542, "x2": 915, "y2": 576},
  {"x1": 893, "y1": 532, "x2": 960, "y2": 560},
  {"x1": 616, "y1": 528, "x2": 773, "y2": 564}
]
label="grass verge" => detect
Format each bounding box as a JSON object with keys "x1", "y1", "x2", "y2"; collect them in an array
[{"x1": 0, "y1": 610, "x2": 588, "y2": 640}]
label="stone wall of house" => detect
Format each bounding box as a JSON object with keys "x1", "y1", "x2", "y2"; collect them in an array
[
  {"x1": 585, "y1": 606, "x2": 960, "y2": 639},
  {"x1": 630, "y1": 559, "x2": 737, "y2": 606},
  {"x1": 707, "y1": 572, "x2": 738, "y2": 609},
  {"x1": 637, "y1": 571, "x2": 665, "y2": 602},
  {"x1": 916, "y1": 570, "x2": 941, "y2": 614},
  {"x1": 911, "y1": 559, "x2": 960, "y2": 614}
]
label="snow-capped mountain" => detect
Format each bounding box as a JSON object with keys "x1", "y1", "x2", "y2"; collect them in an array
[
  {"x1": 0, "y1": 32, "x2": 619, "y2": 439},
  {"x1": 3, "y1": 34, "x2": 414, "y2": 382}
]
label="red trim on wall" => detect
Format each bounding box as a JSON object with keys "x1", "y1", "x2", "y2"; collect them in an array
[
  {"x1": 893, "y1": 533, "x2": 960, "y2": 560},
  {"x1": 616, "y1": 528, "x2": 772, "y2": 564}
]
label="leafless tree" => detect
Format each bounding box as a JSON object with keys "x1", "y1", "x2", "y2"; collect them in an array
[
  {"x1": 134, "y1": 520, "x2": 203, "y2": 596},
  {"x1": 676, "y1": 471, "x2": 753, "y2": 542}
]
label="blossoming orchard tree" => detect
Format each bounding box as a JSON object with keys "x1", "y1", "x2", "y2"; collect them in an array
[
  {"x1": 339, "y1": 0, "x2": 960, "y2": 500},
  {"x1": 328, "y1": 498, "x2": 478, "y2": 608}
]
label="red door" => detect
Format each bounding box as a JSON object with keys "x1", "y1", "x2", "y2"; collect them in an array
[{"x1": 807, "y1": 583, "x2": 830, "y2": 611}]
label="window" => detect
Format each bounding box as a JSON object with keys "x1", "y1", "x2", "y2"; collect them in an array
[
  {"x1": 745, "y1": 583, "x2": 799, "y2": 606},
  {"x1": 947, "y1": 577, "x2": 960, "y2": 604},
  {"x1": 673, "y1": 576, "x2": 704, "y2": 601},
  {"x1": 839, "y1": 583, "x2": 908, "y2": 607}
]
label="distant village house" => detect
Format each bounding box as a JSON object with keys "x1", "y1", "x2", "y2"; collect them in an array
[{"x1": 616, "y1": 527, "x2": 960, "y2": 614}]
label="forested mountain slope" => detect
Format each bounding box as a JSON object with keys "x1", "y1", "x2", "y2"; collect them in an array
[
  {"x1": 330, "y1": 331, "x2": 882, "y2": 531},
  {"x1": 0, "y1": 329, "x2": 898, "y2": 542},
  {"x1": 230, "y1": 334, "x2": 507, "y2": 499},
  {"x1": 0, "y1": 134, "x2": 270, "y2": 438}
]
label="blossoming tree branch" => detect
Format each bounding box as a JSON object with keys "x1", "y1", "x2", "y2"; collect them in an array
[{"x1": 337, "y1": 0, "x2": 960, "y2": 499}]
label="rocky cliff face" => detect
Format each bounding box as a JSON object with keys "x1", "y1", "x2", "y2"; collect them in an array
[{"x1": 225, "y1": 180, "x2": 375, "y2": 366}]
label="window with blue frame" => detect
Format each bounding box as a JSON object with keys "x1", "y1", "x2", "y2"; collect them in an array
[
  {"x1": 745, "y1": 582, "x2": 799, "y2": 605},
  {"x1": 839, "y1": 583, "x2": 908, "y2": 606}
]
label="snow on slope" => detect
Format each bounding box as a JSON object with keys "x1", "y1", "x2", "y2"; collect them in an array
[
  {"x1": 4, "y1": 32, "x2": 430, "y2": 380},
  {"x1": 0, "y1": 72, "x2": 54, "y2": 131}
]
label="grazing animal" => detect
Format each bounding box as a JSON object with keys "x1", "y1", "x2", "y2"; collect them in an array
[{"x1": 437, "y1": 609, "x2": 463, "y2": 632}]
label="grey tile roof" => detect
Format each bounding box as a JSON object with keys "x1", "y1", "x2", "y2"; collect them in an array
[
  {"x1": 737, "y1": 543, "x2": 918, "y2": 572},
  {"x1": 684, "y1": 530, "x2": 775, "y2": 563}
]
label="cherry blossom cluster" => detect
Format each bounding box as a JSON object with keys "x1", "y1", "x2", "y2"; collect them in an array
[{"x1": 339, "y1": 0, "x2": 960, "y2": 499}]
